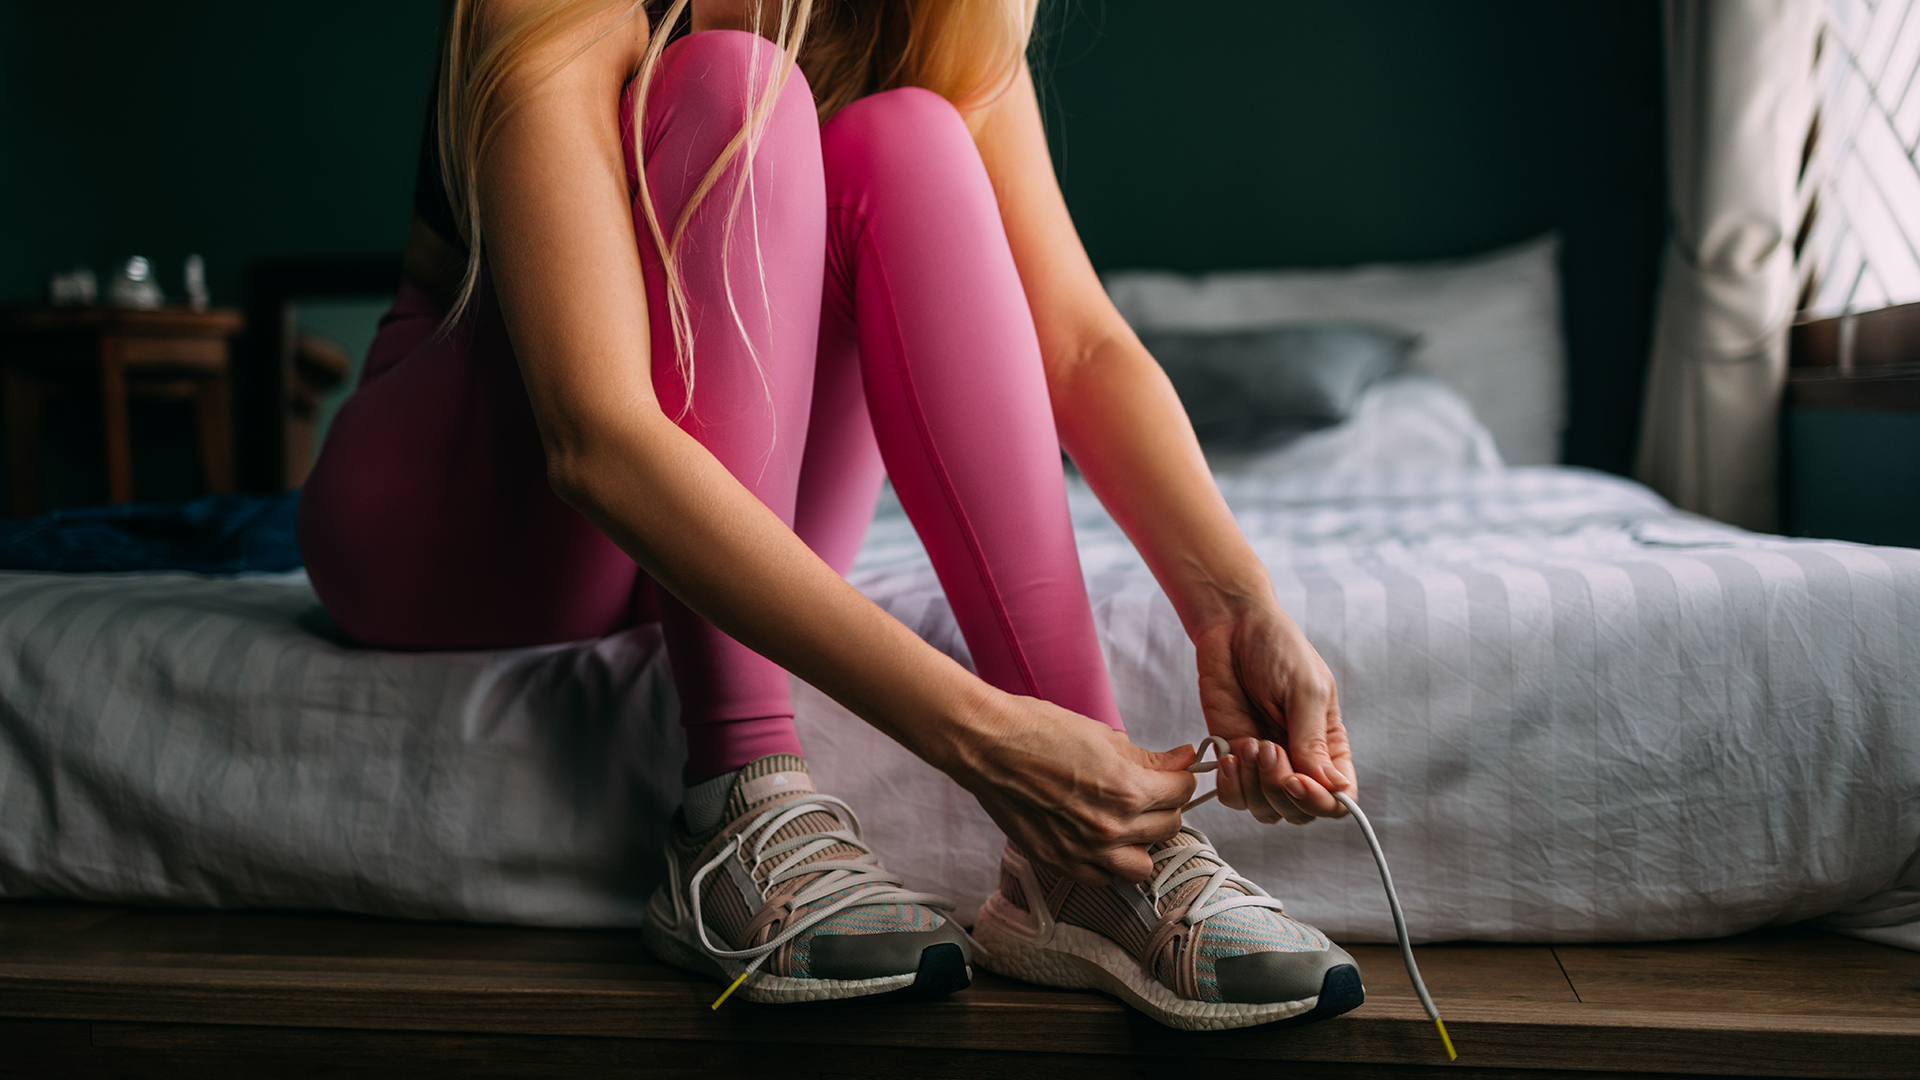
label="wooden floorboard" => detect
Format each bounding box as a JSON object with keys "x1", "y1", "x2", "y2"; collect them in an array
[
  {"x1": 1553, "y1": 935, "x2": 1920, "y2": 1017},
  {"x1": 2, "y1": 900, "x2": 1916, "y2": 1079}
]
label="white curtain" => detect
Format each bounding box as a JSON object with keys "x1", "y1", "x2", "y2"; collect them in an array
[{"x1": 1637, "y1": 0, "x2": 1819, "y2": 531}]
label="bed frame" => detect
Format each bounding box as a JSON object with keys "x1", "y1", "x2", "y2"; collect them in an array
[{"x1": 3, "y1": 900, "x2": 1914, "y2": 1079}]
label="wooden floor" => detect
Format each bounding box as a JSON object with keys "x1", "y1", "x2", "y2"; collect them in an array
[{"x1": 2, "y1": 901, "x2": 1917, "y2": 1080}]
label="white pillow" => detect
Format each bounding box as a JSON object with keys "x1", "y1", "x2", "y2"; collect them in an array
[{"x1": 1105, "y1": 235, "x2": 1567, "y2": 466}]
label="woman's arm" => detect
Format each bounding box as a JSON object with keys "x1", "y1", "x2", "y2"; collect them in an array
[
  {"x1": 463, "y1": 2, "x2": 1193, "y2": 881},
  {"x1": 966, "y1": 65, "x2": 1355, "y2": 823}
]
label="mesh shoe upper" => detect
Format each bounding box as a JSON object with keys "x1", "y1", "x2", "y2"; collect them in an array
[
  {"x1": 668, "y1": 754, "x2": 954, "y2": 979},
  {"x1": 1001, "y1": 827, "x2": 1333, "y2": 1004}
]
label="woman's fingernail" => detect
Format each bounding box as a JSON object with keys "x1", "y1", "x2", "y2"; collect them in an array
[
  {"x1": 1282, "y1": 776, "x2": 1307, "y2": 800},
  {"x1": 1259, "y1": 741, "x2": 1278, "y2": 768}
]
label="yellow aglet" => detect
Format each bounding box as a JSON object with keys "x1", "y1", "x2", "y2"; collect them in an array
[
  {"x1": 1434, "y1": 1017, "x2": 1457, "y2": 1061},
  {"x1": 711, "y1": 970, "x2": 751, "y2": 1010}
]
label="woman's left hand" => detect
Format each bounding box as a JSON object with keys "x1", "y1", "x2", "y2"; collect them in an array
[{"x1": 1193, "y1": 605, "x2": 1355, "y2": 825}]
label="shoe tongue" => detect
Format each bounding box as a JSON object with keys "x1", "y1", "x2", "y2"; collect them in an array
[
  {"x1": 723, "y1": 755, "x2": 864, "y2": 893},
  {"x1": 724, "y1": 754, "x2": 817, "y2": 822},
  {"x1": 1147, "y1": 826, "x2": 1212, "y2": 860}
]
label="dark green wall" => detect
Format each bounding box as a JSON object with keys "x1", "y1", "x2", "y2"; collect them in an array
[
  {"x1": 1034, "y1": 0, "x2": 1666, "y2": 474},
  {"x1": 2, "y1": 1, "x2": 1664, "y2": 481},
  {"x1": 0, "y1": 1, "x2": 442, "y2": 307}
]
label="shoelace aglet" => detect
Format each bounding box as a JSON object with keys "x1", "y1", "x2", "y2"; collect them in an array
[
  {"x1": 711, "y1": 969, "x2": 752, "y2": 1010},
  {"x1": 1435, "y1": 1017, "x2": 1457, "y2": 1061}
]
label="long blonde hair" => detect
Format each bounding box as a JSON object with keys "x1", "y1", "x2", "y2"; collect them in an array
[{"x1": 432, "y1": 0, "x2": 1037, "y2": 396}]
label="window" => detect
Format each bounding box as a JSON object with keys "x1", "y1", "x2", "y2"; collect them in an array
[{"x1": 1799, "y1": 0, "x2": 1920, "y2": 318}]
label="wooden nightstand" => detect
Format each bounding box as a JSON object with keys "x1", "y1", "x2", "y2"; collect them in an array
[{"x1": 0, "y1": 305, "x2": 244, "y2": 517}]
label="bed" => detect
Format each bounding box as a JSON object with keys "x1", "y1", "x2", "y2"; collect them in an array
[{"x1": 2, "y1": 240, "x2": 1916, "y2": 950}]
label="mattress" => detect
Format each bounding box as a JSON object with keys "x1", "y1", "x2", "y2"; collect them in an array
[{"x1": 2, "y1": 382, "x2": 1917, "y2": 946}]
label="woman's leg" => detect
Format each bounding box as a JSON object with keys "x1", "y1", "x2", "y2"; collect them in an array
[
  {"x1": 300, "y1": 277, "x2": 645, "y2": 650},
  {"x1": 302, "y1": 30, "x2": 826, "y2": 776},
  {"x1": 799, "y1": 87, "x2": 1122, "y2": 730},
  {"x1": 625, "y1": 30, "x2": 827, "y2": 776}
]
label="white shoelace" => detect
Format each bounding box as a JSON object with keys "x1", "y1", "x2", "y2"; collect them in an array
[
  {"x1": 696, "y1": 792, "x2": 955, "y2": 1008},
  {"x1": 1146, "y1": 832, "x2": 1289, "y2": 926},
  {"x1": 1184, "y1": 736, "x2": 1455, "y2": 1060}
]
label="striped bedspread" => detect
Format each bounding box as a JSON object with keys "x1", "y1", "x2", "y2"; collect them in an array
[{"x1": 2, "y1": 465, "x2": 1917, "y2": 944}]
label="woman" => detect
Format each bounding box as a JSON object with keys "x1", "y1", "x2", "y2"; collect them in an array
[{"x1": 299, "y1": 0, "x2": 1360, "y2": 1028}]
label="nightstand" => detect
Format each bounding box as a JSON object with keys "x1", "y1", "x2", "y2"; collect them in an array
[{"x1": 0, "y1": 305, "x2": 244, "y2": 517}]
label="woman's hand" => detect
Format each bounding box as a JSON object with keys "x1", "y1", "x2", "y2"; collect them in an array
[
  {"x1": 945, "y1": 695, "x2": 1199, "y2": 886},
  {"x1": 964, "y1": 59, "x2": 1357, "y2": 835},
  {"x1": 1194, "y1": 605, "x2": 1355, "y2": 825}
]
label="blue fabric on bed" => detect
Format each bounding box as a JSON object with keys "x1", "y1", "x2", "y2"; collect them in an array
[{"x1": 0, "y1": 493, "x2": 301, "y2": 573}]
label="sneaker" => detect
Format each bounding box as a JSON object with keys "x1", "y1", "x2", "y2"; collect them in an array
[
  {"x1": 642, "y1": 754, "x2": 972, "y2": 1004},
  {"x1": 972, "y1": 827, "x2": 1363, "y2": 1030}
]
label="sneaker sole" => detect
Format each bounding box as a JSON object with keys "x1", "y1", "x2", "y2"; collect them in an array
[
  {"x1": 642, "y1": 885, "x2": 971, "y2": 1005},
  {"x1": 972, "y1": 891, "x2": 1363, "y2": 1032}
]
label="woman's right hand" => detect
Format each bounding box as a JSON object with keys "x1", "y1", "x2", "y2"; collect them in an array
[{"x1": 946, "y1": 694, "x2": 1200, "y2": 886}]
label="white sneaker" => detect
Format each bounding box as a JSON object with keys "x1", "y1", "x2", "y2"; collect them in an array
[
  {"x1": 643, "y1": 754, "x2": 971, "y2": 1004},
  {"x1": 973, "y1": 829, "x2": 1362, "y2": 1031}
]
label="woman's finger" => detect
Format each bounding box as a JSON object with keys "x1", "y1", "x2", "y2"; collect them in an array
[
  {"x1": 1137, "y1": 741, "x2": 1200, "y2": 774},
  {"x1": 1281, "y1": 676, "x2": 1346, "y2": 795},
  {"x1": 1234, "y1": 739, "x2": 1282, "y2": 824},
  {"x1": 1215, "y1": 752, "x2": 1247, "y2": 811},
  {"x1": 1261, "y1": 738, "x2": 1337, "y2": 819},
  {"x1": 1323, "y1": 700, "x2": 1358, "y2": 798},
  {"x1": 1135, "y1": 761, "x2": 1199, "y2": 812},
  {"x1": 1255, "y1": 740, "x2": 1316, "y2": 824},
  {"x1": 1285, "y1": 771, "x2": 1344, "y2": 819}
]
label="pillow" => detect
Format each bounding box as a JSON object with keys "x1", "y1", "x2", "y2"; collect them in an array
[
  {"x1": 1105, "y1": 235, "x2": 1566, "y2": 465},
  {"x1": 1205, "y1": 375, "x2": 1504, "y2": 475},
  {"x1": 1136, "y1": 322, "x2": 1415, "y2": 445}
]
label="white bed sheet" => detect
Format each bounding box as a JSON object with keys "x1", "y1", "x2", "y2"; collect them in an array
[{"x1": 2, "y1": 385, "x2": 1916, "y2": 945}]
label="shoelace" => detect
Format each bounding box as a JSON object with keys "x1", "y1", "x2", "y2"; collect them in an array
[
  {"x1": 1146, "y1": 832, "x2": 1288, "y2": 926},
  {"x1": 1184, "y1": 736, "x2": 1456, "y2": 1061},
  {"x1": 696, "y1": 792, "x2": 956, "y2": 1009}
]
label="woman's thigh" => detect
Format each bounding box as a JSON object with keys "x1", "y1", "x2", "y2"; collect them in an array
[
  {"x1": 301, "y1": 30, "x2": 824, "y2": 655},
  {"x1": 298, "y1": 281, "x2": 643, "y2": 650}
]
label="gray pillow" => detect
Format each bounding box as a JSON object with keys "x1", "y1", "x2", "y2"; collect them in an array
[{"x1": 1136, "y1": 322, "x2": 1417, "y2": 445}]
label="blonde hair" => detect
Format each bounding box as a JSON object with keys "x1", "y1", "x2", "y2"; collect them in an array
[
  {"x1": 433, "y1": 0, "x2": 1038, "y2": 397},
  {"x1": 801, "y1": 0, "x2": 1037, "y2": 122}
]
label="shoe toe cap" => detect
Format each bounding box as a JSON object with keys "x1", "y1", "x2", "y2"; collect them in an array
[
  {"x1": 1215, "y1": 942, "x2": 1358, "y2": 1004},
  {"x1": 807, "y1": 919, "x2": 973, "y2": 981}
]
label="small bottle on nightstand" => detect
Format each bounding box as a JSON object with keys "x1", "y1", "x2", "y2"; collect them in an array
[{"x1": 184, "y1": 254, "x2": 210, "y2": 312}]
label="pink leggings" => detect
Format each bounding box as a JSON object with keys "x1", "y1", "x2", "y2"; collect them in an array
[{"x1": 300, "y1": 31, "x2": 1121, "y2": 775}]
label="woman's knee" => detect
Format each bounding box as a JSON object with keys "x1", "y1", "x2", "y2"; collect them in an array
[
  {"x1": 643, "y1": 30, "x2": 815, "y2": 146},
  {"x1": 819, "y1": 87, "x2": 981, "y2": 200},
  {"x1": 628, "y1": 30, "x2": 823, "y2": 233}
]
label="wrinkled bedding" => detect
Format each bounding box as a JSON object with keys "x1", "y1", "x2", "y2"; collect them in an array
[{"x1": 2, "y1": 384, "x2": 1916, "y2": 945}]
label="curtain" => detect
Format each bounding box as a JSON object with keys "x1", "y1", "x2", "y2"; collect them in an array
[{"x1": 1636, "y1": 0, "x2": 1819, "y2": 531}]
